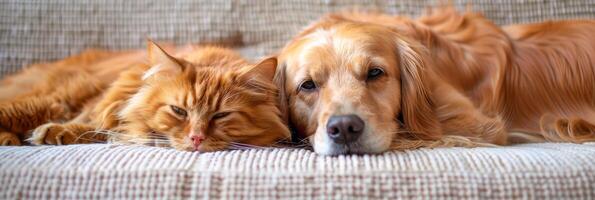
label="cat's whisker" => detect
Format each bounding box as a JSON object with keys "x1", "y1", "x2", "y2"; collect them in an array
[
  {"x1": 85, "y1": 129, "x2": 122, "y2": 137},
  {"x1": 228, "y1": 143, "x2": 267, "y2": 150},
  {"x1": 128, "y1": 138, "x2": 170, "y2": 143},
  {"x1": 228, "y1": 142, "x2": 254, "y2": 146},
  {"x1": 229, "y1": 142, "x2": 266, "y2": 148},
  {"x1": 108, "y1": 135, "x2": 172, "y2": 146},
  {"x1": 227, "y1": 146, "x2": 252, "y2": 150},
  {"x1": 141, "y1": 136, "x2": 170, "y2": 140},
  {"x1": 71, "y1": 137, "x2": 106, "y2": 143},
  {"x1": 228, "y1": 144, "x2": 260, "y2": 149},
  {"x1": 71, "y1": 130, "x2": 109, "y2": 143}
]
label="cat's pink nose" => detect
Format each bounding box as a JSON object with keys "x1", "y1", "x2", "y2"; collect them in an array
[{"x1": 190, "y1": 135, "x2": 205, "y2": 148}]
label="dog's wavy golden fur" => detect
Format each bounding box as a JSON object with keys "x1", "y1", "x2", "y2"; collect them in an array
[
  {"x1": 277, "y1": 7, "x2": 595, "y2": 155},
  {"x1": 0, "y1": 42, "x2": 290, "y2": 151}
]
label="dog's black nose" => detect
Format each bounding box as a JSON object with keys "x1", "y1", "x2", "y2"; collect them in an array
[{"x1": 326, "y1": 115, "x2": 365, "y2": 144}]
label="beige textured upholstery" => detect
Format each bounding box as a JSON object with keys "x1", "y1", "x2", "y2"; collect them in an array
[
  {"x1": 1, "y1": 143, "x2": 594, "y2": 199},
  {"x1": 1, "y1": 1, "x2": 595, "y2": 199},
  {"x1": 1, "y1": 0, "x2": 595, "y2": 76}
]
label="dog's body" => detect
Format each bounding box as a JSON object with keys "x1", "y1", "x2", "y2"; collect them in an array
[{"x1": 277, "y1": 8, "x2": 595, "y2": 155}]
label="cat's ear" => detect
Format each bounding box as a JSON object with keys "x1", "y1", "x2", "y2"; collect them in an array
[
  {"x1": 143, "y1": 40, "x2": 184, "y2": 80},
  {"x1": 241, "y1": 57, "x2": 277, "y2": 81}
]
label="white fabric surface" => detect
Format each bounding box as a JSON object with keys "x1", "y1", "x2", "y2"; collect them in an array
[{"x1": 1, "y1": 143, "x2": 594, "y2": 199}]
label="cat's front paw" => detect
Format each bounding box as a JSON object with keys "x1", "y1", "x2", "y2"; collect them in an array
[
  {"x1": 28, "y1": 123, "x2": 77, "y2": 145},
  {"x1": 0, "y1": 132, "x2": 21, "y2": 146}
]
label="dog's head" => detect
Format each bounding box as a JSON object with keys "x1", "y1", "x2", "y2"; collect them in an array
[{"x1": 277, "y1": 19, "x2": 442, "y2": 155}]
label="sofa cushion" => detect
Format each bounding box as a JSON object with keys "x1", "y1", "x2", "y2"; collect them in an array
[{"x1": 1, "y1": 143, "x2": 594, "y2": 199}]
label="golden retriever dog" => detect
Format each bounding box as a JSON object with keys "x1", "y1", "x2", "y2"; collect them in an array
[{"x1": 276, "y1": 7, "x2": 595, "y2": 155}]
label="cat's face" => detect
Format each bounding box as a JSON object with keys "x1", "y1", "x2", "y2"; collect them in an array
[{"x1": 118, "y1": 43, "x2": 290, "y2": 152}]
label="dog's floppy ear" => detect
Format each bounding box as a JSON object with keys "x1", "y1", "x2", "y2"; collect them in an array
[
  {"x1": 273, "y1": 60, "x2": 305, "y2": 143},
  {"x1": 273, "y1": 61, "x2": 289, "y2": 124},
  {"x1": 396, "y1": 38, "x2": 442, "y2": 139}
]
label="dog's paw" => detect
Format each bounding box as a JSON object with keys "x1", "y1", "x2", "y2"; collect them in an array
[
  {"x1": 28, "y1": 123, "x2": 77, "y2": 145},
  {"x1": 0, "y1": 132, "x2": 21, "y2": 146},
  {"x1": 541, "y1": 117, "x2": 595, "y2": 143}
]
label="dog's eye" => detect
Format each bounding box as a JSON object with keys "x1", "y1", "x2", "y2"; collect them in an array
[
  {"x1": 299, "y1": 80, "x2": 317, "y2": 91},
  {"x1": 212, "y1": 112, "x2": 231, "y2": 120},
  {"x1": 170, "y1": 105, "x2": 187, "y2": 117},
  {"x1": 367, "y1": 68, "x2": 384, "y2": 80}
]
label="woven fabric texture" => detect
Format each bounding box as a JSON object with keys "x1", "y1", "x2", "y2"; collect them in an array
[
  {"x1": 1, "y1": 0, "x2": 595, "y2": 76},
  {"x1": 1, "y1": 143, "x2": 594, "y2": 199}
]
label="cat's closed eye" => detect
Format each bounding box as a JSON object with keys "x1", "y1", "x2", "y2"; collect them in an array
[
  {"x1": 170, "y1": 105, "x2": 187, "y2": 117},
  {"x1": 212, "y1": 112, "x2": 231, "y2": 120}
]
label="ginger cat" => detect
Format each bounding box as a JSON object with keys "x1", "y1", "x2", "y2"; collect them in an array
[{"x1": 0, "y1": 42, "x2": 290, "y2": 152}]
